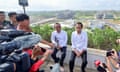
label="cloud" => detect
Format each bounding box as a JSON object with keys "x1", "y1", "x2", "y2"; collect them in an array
[{"x1": 0, "y1": 0, "x2": 120, "y2": 11}]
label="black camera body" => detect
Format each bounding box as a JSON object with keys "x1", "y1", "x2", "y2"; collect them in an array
[
  {"x1": 0, "y1": 29, "x2": 31, "y2": 43},
  {"x1": 0, "y1": 52, "x2": 31, "y2": 72},
  {"x1": 0, "y1": 29, "x2": 25, "y2": 38},
  {"x1": 94, "y1": 60, "x2": 107, "y2": 72},
  {"x1": 106, "y1": 50, "x2": 114, "y2": 57},
  {"x1": 0, "y1": 29, "x2": 40, "y2": 72},
  {"x1": 97, "y1": 65, "x2": 107, "y2": 72}
]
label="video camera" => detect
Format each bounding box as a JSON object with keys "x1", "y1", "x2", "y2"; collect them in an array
[
  {"x1": 0, "y1": 29, "x2": 31, "y2": 43},
  {"x1": 94, "y1": 60, "x2": 107, "y2": 72},
  {"x1": 106, "y1": 50, "x2": 114, "y2": 57},
  {"x1": 0, "y1": 52, "x2": 30, "y2": 72},
  {"x1": 0, "y1": 29, "x2": 41, "y2": 72}
]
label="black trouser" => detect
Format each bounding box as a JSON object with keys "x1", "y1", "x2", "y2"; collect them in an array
[
  {"x1": 69, "y1": 51, "x2": 88, "y2": 72},
  {"x1": 51, "y1": 46, "x2": 67, "y2": 67}
]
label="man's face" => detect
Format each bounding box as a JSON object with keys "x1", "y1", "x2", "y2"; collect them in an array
[
  {"x1": 54, "y1": 24, "x2": 61, "y2": 32},
  {"x1": 10, "y1": 15, "x2": 17, "y2": 23},
  {"x1": 0, "y1": 13, "x2": 5, "y2": 22},
  {"x1": 75, "y1": 24, "x2": 82, "y2": 33}
]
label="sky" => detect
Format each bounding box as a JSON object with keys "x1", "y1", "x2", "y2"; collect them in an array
[{"x1": 0, "y1": 0, "x2": 120, "y2": 12}]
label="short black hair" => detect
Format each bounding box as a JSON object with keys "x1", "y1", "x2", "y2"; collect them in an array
[
  {"x1": 16, "y1": 14, "x2": 29, "y2": 22},
  {"x1": 54, "y1": 23, "x2": 61, "y2": 27},
  {"x1": 0, "y1": 11, "x2": 5, "y2": 14},
  {"x1": 8, "y1": 12, "x2": 17, "y2": 17},
  {"x1": 55, "y1": 22, "x2": 60, "y2": 25},
  {"x1": 75, "y1": 22, "x2": 83, "y2": 28}
]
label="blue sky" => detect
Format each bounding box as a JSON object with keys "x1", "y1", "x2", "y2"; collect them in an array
[{"x1": 0, "y1": 0, "x2": 120, "y2": 11}]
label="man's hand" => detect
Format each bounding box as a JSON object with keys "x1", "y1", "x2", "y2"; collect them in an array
[
  {"x1": 41, "y1": 40, "x2": 55, "y2": 48},
  {"x1": 31, "y1": 45, "x2": 41, "y2": 60},
  {"x1": 111, "y1": 49, "x2": 118, "y2": 59},
  {"x1": 0, "y1": 25, "x2": 3, "y2": 29},
  {"x1": 57, "y1": 45, "x2": 62, "y2": 49},
  {"x1": 73, "y1": 49, "x2": 84, "y2": 57},
  {"x1": 48, "y1": 43, "x2": 55, "y2": 48}
]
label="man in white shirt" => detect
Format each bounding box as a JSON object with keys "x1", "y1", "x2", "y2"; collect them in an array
[
  {"x1": 51, "y1": 23, "x2": 68, "y2": 71},
  {"x1": 69, "y1": 22, "x2": 88, "y2": 72}
]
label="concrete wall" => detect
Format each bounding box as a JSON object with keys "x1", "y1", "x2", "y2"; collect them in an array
[{"x1": 55, "y1": 46, "x2": 106, "y2": 69}]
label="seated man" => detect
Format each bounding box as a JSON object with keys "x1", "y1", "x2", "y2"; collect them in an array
[
  {"x1": 69, "y1": 22, "x2": 88, "y2": 72},
  {"x1": 106, "y1": 49, "x2": 120, "y2": 72},
  {"x1": 51, "y1": 23, "x2": 68, "y2": 72},
  {"x1": 16, "y1": 14, "x2": 54, "y2": 72}
]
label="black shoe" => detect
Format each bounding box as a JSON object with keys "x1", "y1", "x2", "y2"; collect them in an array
[
  {"x1": 38, "y1": 69, "x2": 44, "y2": 72},
  {"x1": 49, "y1": 65, "x2": 53, "y2": 70}
]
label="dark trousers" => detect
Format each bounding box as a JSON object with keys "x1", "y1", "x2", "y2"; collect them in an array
[
  {"x1": 51, "y1": 47, "x2": 67, "y2": 67},
  {"x1": 69, "y1": 51, "x2": 88, "y2": 72}
]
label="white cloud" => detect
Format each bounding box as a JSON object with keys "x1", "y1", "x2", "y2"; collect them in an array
[
  {"x1": 0, "y1": 0, "x2": 120, "y2": 11},
  {"x1": 0, "y1": 0, "x2": 22, "y2": 12}
]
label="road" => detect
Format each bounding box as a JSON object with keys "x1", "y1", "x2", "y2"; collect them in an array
[
  {"x1": 31, "y1": 18, "x2": 120, "y2": 32},
  {"x1": 89, "y1": 20, "x2": 120, "y2": 31},
  {"x1": 106, "y1": 22, "x2": 120, "y2": 31},
  {"x1": 41, "y1": 61, "x2": 97, "y2": 72},
  {"x1": 30, "y1": 17, "x2": 56, "y2": 26}
]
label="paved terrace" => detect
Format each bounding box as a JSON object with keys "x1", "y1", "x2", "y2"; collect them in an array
[{"x1": 39, "y1": 46, "x2": 107, "y2": 72}]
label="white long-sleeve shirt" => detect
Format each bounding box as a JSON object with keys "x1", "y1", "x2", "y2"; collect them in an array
[
  {"x1": 51, "y1": 30, "x2": 68, "y2": 47},
  {"x1": 71, "y1": 30, "x2": 88, "y2": 52}
]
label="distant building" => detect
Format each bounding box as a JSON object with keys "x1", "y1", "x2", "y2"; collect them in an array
[
  {"x1": 56, "y1": 10, "x2": 75, "y2": 19},
  {"x1": 88, "y1": 20, "x2": 105, "y2": 30},
  {"x1": 95, "y1": 12, "x2": 115, "y2": 19},
  {"x1": 103, "y1": 13, "x2": 114, "y2": 19},
  {"x1": 95, "y1": 13, "x2": 104, "y2": 19}
]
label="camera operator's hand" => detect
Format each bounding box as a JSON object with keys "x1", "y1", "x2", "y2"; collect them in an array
[
  {"x1": 106, "y1": 49, "x2": 115, "y2": 57},
  {"x1": 0, "y1": 24, "x2": 3, "y2": 29},
  {"x1": 31, "y1": 45, "x2": 41, "y2": 60},
  {"x1": 111, "y1": 49, "x2": 119, "y2": 59},
  {"x1": 106, "y1": 49, "x2": 118, "y2": 59},
  {"x1": 116, "y1": 39, "x2": 120, "y2": 44},
  {"x1": 57, "y1": 45, "x2": 62, "y2": 50},
  {"x1": 40, "y1": 40, "x2": 55, "y2": 48},
  {"x1": 49, "y1": 43, "x2": 55, "y2": 48},
  {"x1": 116, "y1": 69, "x2": 120, "y2": 72}
]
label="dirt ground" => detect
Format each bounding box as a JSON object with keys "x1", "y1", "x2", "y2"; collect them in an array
[{"x1": 40, "y1": 61, "x2": 97, "y2": 72}]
